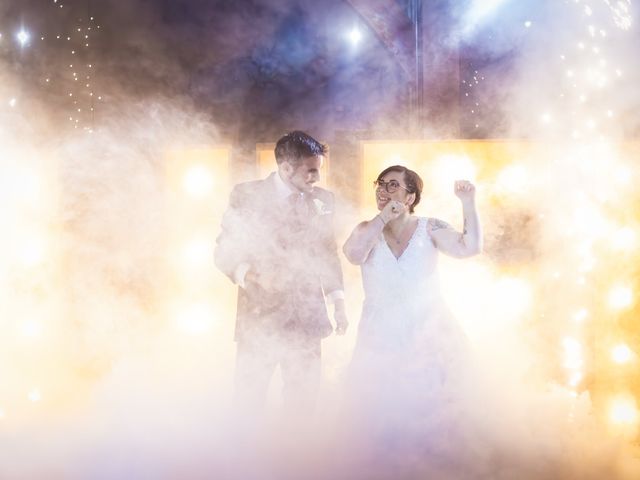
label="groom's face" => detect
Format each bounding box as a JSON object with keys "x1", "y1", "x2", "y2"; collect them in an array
[{"x1": 284, "y1": 155, "x2": 323, "y2": 193}]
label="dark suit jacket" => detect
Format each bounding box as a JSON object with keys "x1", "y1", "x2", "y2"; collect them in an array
[{"x1": 215, "y1": 173, "x2": 344, "y2": 342}]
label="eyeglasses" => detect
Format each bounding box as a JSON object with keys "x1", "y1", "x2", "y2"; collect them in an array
[{"x1": 373, "y1": 179, "x2": 410, "y2": 193}]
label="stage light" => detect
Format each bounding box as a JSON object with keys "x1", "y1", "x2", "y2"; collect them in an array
[
  {"x1": 20, "y1": 320, "x2": 43, "y2": 339},
  {"x1": 494, "y1": 276, "x2": 532, "y2": 317},
  {"x1": 609, "y1": 395, "x2": 638, "y2": 426},
  {"x1": 16, "y1": 29, "x2": 30, "y2": 46},
  {"x1": 572, "y1": 308, "x2": 589, "y2": 322},
  {"x1": 28, "y1": 388, "x2": 41, "y2": 403},
  {"x1": 9, "y1": 98, "x2": 16, "y2": 108},
  {"x1": 14, "y1": 169, "x2": 42, "y2": 203},
  {"x1": 612, "y1": 344, "x2": 633, "y2": 364},
  {"x1": 571, "y1": 208, "x2": 606, "y2": 238},
  {"x1": 612, "y1": 227, "x2": 636, "y2": 251},
  {"x1": 568, "y1": 371, "x2": 583, "y2": 387},
  {"x1": 495, "y1": 164, "x2": 528, "y2": 194},
  {"x1": 175, "y1": 302, "x2": 216, "y2": 335},
  {"x1": 578, "y1": 255, "x2": 596, "y2": 273},
  {"x1": 463, "y1": 0, "x2": 511, "y2": 35},
  {"x1": 431, "y1": 154, "x2": 477, "y2": 191},
  {"x1": 0, "y1": 408, "x2": 5, "y2": 420},
  {"x1": 182, "y1": 237, "x2": 213, "y2": 269},
  {"x1": 608, "y1": 285, "x2": 633, "y2": 310},
  {"x1": 613, "y1": 166, "x2": 631, "y2": 185},
  {"x1": 562, "y1": 337, "x2": 583, "y2": 370},
  {"x1": 19, "y1": 238, "x2": 46, "y2": 268},
  {"x1": 347, "y1": 27, "x2": 362, "y2": 47},
  {"x1": 183, "y1": 164, "x2": 214, "y2": 198}
]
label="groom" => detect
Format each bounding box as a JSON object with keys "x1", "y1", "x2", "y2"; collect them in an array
[{"x1": 215, "y1": 131, "x2": 348, "y2": 414}]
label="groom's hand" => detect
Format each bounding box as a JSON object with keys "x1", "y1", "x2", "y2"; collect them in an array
[{"x1": 333, "y1": 300, "x2": 348, "y2": 335}]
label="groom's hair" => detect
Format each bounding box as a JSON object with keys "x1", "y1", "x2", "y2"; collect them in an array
[
  {"x1": 376, "y1": 165, "x2": 423, "y2": 213},
  {"x1": 275, "y1": 131, "x2": 328, "y2": 165}
]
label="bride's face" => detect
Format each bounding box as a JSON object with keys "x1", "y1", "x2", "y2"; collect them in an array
[{"x1": 375, "y1": 171, "x2": 413, "y2": 211}]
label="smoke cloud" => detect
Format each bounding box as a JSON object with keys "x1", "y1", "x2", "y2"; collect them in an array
[{"x1": 1, "y1": 0, "x2": 640, "y2": 479}]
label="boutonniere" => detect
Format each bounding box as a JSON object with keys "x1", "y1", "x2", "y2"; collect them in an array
[{"x1": 312, "y1": 198, "x2": 332, "y2": 215}]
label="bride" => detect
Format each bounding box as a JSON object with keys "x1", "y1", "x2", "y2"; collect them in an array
[
  {"x1": 337, "y1": 166, "x2": 637, "y2": 480},
  {"x1": 343, "y1": 163, "x2": 481, "y2": 369},
  {"x1": 341, "y1": 165, "x2": 482, "y2": 471}
]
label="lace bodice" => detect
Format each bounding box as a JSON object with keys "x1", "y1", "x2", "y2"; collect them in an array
[
  {"x1": 362, "y1": 217, "x2": 440, "y2": 305},
  {"x1": 356, "y1": 217, "x2": 448, "y2": 352}
]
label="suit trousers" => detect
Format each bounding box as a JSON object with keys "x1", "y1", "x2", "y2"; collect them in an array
[{"x1": 234, "y1": 328, "x2": 321, "y2": 415}]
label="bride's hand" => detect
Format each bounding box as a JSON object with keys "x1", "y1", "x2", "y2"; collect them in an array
[
  {"x1": 454, "y1": 180, "x2": 476, "y2": 203},
  {"x1": 380, "y1": 200, "x2": 406, "y2": 224}
]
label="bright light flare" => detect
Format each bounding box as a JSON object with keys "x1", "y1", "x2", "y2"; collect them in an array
[
  {"x1": 20, "y1": 320, "x2": 44, "y2": 339},
  {"x1": 571, "y1": 208, "x2": 602, "y2": 237},
  {"x1": 495, "y1": 164, "x2": 528, "y2": 194},
  {"x1": 431, "y1": 155, "x2": 477, "y2": 192},
  {"x1": 611, "y1": 227, "x2": 636, "y2": 251},
  {"x1": 572, "y1": 308, "x2": 589, "y2": 322},
  {"x1": 609, "y1": 395, "x2": 639, "y2": 426},
  {"x1": 562, "y1": 337, "x2": 584, "y2": 370},
  {"x1": 463, "y1": 0, "x2": 511, "y2": 33},
  {"x1": 494, "y1": 276, "x2": 532, "y2": 318},
  {"x1": 347, "y1": 27, "x2": 362, "y2": 46},
  {"x1": 612, "y1": 344, "x2": 633, "y2": 364},
  {"x1": 568, "y1": 371, "x2": 583, "y2": 387},
  {"x1": 608, "y1": 285, "x2": 633, "y2": 310},
  {"x1": 175, "y1": 302, "x2": 216, "y2": 335},
  {"x1": 19, "y1": 238, "x2": 47, "y2": 268},
  {"x1": 2, "y1": 167, "x2": 43, "y2": 204},
  {"x1": 182, "y1": 237, "x2": 213, "y2": 269},
  {"x1": 183, "y1": 165, "x2": 215, "y2": 198},
  {"x1": 16, "y1": 29, "x2": 31, "y2": 46},
  {"x1": 613, "y1": 166, "x2": 631, "y2": 185},
  {"x1": 28, "y1": 388, "x2": 41, "y2": 403}
]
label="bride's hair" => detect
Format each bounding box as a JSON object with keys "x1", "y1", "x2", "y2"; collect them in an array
[{"x1": 376, "y1": 165, "x2": 423, "y2": 213}]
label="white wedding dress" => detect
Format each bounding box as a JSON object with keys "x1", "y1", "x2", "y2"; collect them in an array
[
  {"x1": 350, "y1": 216, "x2": 470, "y2": 395},
  {"x1": 346, "y1": 216, "x2": 477, "y2": 476},
  {"x1": 342, "y1": 216, "x2": 636, "y2": 480}
]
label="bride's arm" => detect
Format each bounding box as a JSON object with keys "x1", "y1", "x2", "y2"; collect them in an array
[
  {"x1": 342, "y1": 217, "x2": 386, "y2": 265},
  {"x1": 343, "y1": 200, "x2": 405, "y2": 264},
  {"x1": 428, "y1": 180, "x2": 482, "y2": 258}
]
